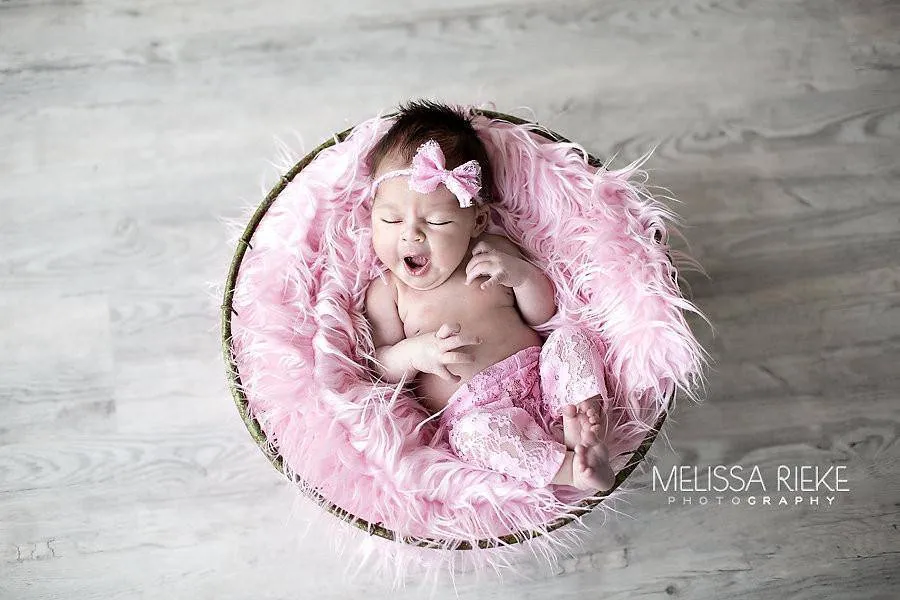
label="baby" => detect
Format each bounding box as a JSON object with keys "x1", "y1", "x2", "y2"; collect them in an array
[{"x1": 363, "y1": 100, "x2": 615, "y2": 491}]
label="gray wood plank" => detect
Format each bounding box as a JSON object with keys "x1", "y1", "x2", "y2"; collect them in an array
[{"x1": 1, "y1": 0, "x2": 899, "y2": 598}]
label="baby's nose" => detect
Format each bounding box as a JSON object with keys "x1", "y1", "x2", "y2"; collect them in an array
[{"x1": 402, "y1": 225, "x2": 425, "y2": 242}]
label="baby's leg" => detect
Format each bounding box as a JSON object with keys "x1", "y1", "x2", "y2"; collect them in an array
[
  {"x1": 449, "y1": 407, "x2": 566, "y2": 489},
  {"x1": 540, "y1": 326, "x2": 612, "y2": 443}
]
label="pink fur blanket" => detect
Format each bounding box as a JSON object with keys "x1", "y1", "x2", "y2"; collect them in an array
[{"x1": 227, "y1": 111, "x2": 708, "y2": 550}]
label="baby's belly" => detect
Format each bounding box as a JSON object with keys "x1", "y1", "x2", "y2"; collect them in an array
[{"x1": 413, "y1": 309, "x2": 543, "y2": 413}]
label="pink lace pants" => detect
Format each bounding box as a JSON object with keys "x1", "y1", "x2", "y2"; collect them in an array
[{"x1": 437, "y1": 326, "x2": 610, "y2": 488}]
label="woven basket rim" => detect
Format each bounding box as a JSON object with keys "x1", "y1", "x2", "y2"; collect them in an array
[{"x1": 220, "y1": 108, "x2": 673, "y2": 550}]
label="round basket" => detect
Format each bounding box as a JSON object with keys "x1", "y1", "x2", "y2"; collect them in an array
[{"x1": 221, "y1": 109, "x2": 675, "y2": 550}]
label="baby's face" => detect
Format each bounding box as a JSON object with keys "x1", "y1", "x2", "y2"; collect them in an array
[{"x1": 371, "y1": 159, "x2": 487, "y2": 291}]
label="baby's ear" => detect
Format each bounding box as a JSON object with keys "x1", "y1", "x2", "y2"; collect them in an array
[{"x1": 472, "y1": 205, "x2": 490, "y2": 236}]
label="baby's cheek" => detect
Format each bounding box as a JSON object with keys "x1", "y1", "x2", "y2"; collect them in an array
[
  {"x1": 372, "y1": 237, "x2": 393, "y2": 263},
  {"x1": 442, "y1": 249, "x2": 468, "y2": 273}
]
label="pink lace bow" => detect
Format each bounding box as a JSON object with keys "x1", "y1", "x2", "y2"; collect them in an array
[{"x1": 370, "y1": 140, "x2": 483, "y2": 207}]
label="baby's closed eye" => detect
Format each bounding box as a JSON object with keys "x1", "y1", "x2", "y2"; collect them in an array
[{"x1": 379, "y1": 219, "x2": 452, "y2": 225}]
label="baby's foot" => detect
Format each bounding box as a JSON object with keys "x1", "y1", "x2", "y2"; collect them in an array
[
  {"x1": 572, "y1": 431, "x2": 615, "y2": 492},
  {"x1": 576, "y1": 394, "x2": 603, "y2": 429},
  {"x1": 561, "y1": 405, "x2": 582, "y2": 450}
]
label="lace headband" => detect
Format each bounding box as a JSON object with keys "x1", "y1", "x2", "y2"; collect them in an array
[{"x1": 369, "y1": 139, "x2": 483, "y2": 208}]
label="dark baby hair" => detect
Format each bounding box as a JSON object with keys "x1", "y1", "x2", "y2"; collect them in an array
[{"x1": 366, "y1": 99, "x2": 496, "y2": 203}]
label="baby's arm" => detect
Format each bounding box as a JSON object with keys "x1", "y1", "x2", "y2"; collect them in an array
[
  {"x1": 364, "y1": 276, "x2": 482, "y2": 383},
  {"x1": 487, "y1": 235, "x2": 557, "y2": 327},
  {"x1": 364, "y1": 276, "x2": 416, "y2": 383}
]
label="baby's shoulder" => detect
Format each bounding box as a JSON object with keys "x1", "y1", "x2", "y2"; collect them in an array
[
  {"x1": 480, "y1": 233, "x2": 524, "y2": 258},
  {"x1": 366, "y1": 270, "x2": 398, "y2": 304}
]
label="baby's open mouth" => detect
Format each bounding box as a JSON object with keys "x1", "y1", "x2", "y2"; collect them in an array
[
  {"x1": 404, "y1": 255, "x2": 429, "y2": 268},
  {"x1": 403, "y1": 255, "x2": 430, "y2": 276}
]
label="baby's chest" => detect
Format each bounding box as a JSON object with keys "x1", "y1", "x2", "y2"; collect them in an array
[{"x1": 399, "y1": 279, "x2": 514, "y2": 337}]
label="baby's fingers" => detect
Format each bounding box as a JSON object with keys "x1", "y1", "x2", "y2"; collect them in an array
[
  {"x1": 440, "y1": 334, "x2": 482, "y2": 350},
  {"x1": 479, "y1": 274, "x2": 501, "y2": 290},
  {"x1": 441, "y1": 351, "x2": 475, "y2": 365},
  {"x1": 471, "y1": 241, "x2": 493, "y2": 256},
  {"x1": 435, "y1": 322, "x2": 461, "y2": 339},
  {"x1": 464, "y1": 259, "x2": 490, "y2": 285}
]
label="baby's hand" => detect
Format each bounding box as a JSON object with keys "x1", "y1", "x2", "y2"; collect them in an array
[
  {"x1": 408, "y1": 322, "x2": 482, "y2": 382},
  {"x1": 465, "y1": 241, "x2": 533, "y2": 290}
]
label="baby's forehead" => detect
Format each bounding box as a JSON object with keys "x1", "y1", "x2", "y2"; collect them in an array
[
  {"x1": 373, "y1": 193, "x2": 461, "y2": 212},
  {"x1": 372, "y1": 152, "x2": 411, "y2": 177}
]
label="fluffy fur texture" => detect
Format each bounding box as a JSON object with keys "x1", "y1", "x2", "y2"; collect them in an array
[{"x1": 224, "y1": 110, "x2": 711, "y2": 582}]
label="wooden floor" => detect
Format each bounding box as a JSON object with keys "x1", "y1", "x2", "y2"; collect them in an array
[{"x1": 2, "y1": 0, "x2": 899, "y2": 598}]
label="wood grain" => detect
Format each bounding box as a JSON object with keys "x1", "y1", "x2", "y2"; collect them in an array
[{"x1": 1, "y1": 0, "x2": 899, "y2": 598}]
